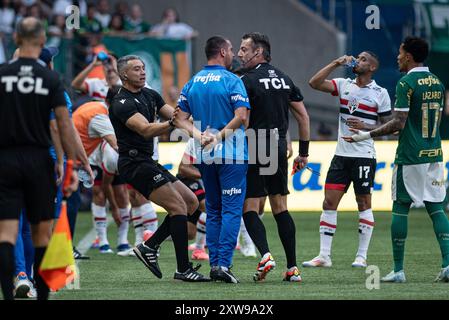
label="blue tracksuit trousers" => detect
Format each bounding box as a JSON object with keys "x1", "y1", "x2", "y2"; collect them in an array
[{"x1": 198, "y1": 163, "x2": 247, "y2": 268}]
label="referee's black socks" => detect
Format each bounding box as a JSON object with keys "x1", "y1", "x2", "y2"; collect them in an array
[
  {"x1": 0, "y1": 242, "x2": 14, "y2": 300},
  {"x1": 145, "y1": 214, "x2": 171, "y2": 248},
  {"x1": 243, "y1": 211, "x2": 270, "y2": 256},
  {"x1": 34, "y1": 247, "x2": 49, "y2": 300},
  {"x1": 274, "y1": 211, "x2": 297, "y2": 269},
  {"x1": 188, "y1": 209, "x2": 202, "y2": 225},
  {"x1": 169, "y1": 215, "x2": 190, "y2": 273}
]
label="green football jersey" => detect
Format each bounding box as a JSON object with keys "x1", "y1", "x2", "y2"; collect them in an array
[{"x1": 394, "y1": 67, "x2": 445, "y2": 165}]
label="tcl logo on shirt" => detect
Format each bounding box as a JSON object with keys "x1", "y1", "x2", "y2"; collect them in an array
[
  {"x1": 1, "y1": 76, "x2": 49, "y2": 95},
  {"x1": 258, "y1": 78, "x2": 290, "y2": 90}
]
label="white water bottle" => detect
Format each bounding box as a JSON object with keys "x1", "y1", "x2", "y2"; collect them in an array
[{"x1": 78, "y1": 168, "x2": 94, "y2": 188}]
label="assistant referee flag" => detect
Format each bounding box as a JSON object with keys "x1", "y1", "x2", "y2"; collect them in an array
[{"x1": 39, "y1": 160, "x2": 76, "y2": 291}]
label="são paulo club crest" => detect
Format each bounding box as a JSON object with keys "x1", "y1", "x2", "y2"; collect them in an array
[{"x1": 348, "y1": 97, "x2": 359, "y2": 114}]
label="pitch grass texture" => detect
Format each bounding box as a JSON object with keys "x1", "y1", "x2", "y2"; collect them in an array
[{"x1": 46, "y1": 211, "x2": 449, "y2": 299}]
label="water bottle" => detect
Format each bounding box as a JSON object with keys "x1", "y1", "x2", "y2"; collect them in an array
[
  {"x1": 78, "y1": 168, "x2": 94, "y2": 188},
  {"x1": 345, "y1": 57, "x2": 358, "y2": 68},
  {"x1": 97, "y1": 51, "x2": 109, "y2": 62}
]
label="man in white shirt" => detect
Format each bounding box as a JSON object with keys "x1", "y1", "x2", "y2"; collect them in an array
[{"x1": 303, "y1": 52, "x2": 392, "y2": 268}]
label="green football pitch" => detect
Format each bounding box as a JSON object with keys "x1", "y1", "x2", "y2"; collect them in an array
[
  {"x1": 4, "y1": 210, "x2": 448, "y2": 300},
  {"x1": 45, "y1": 209, "x2": 448, "y2": 300}
]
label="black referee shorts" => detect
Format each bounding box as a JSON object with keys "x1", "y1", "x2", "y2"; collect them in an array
[
  {"x1": 0, "y1": 147, "x2": 56, "y2": 224},
  {"x1": 246, "y1": 138, "x2": 289, "y2": 198},
  {"x1": 118, "y1": 154, "x2": 177, "y2": 199}
]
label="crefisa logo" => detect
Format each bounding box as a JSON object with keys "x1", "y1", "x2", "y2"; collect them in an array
[{"x1": 222, "y1": 188, "x2": 242, "y2": 196}]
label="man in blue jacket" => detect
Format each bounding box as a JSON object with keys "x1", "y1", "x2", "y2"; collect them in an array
[{"x1": 175, "y1": 36, "x2": 250, "y2": 283}]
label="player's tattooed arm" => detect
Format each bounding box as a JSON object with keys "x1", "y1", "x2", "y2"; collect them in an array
[
  {"x1": 343, "y1": 111, "x2": 407, "y2": 142},
  {"x1": 369, "y1": 110, "x2": 408, "y2": 138}
]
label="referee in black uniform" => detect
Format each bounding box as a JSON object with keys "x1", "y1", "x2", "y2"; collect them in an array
[
  {"x1": 0, "y1": 18, "x2": 81, "y2": 300},
  {"x1": 238, "y1": 32, "x2": 310, "y2": 282},
  {"x1": 109, "y1": 55, "x2": 208, "y2": 282}
]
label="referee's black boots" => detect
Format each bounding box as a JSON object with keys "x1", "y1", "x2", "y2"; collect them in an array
[
  {"x1": 133, "y1": 243, "x2": 162, "y2": 279},
  {"x1": 174, "y1": 263, "x2": 210, "y2": 282}
]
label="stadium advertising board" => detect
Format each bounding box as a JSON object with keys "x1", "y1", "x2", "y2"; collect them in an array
[{"x1": 156, "y1": 141, "x2": 449, "y2": 212}]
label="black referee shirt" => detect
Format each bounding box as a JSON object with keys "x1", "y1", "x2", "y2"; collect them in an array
[
  {"x1": 241, "y1": 63, "x2": 303, "y2": 139},
  {"x1": 0, "y1": 58, "x2": 66, "y2": 148},
  {"x1": 109, "y1": 86, "x2": 165, "y2": 157}
]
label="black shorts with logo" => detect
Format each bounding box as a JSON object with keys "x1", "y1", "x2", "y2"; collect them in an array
[
  {"x1": 176, "y1": 174, "x2": 205, "y2": 202},
  {"x1": 0, "y1": 147, "x2": 56, "y2": 224},
  {"x1": 246, "y1": 138, "x2": 289, "y2": 198},
  {"x1": 118, "y1": 152, "x2": 177, "y2": 198},
  {"x1": 325, "y1": 155, "x2": 377, "y2": 195}
]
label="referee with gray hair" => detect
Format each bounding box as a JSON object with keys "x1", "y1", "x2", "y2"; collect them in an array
[{"x1": 109, "y1": 55, "x2": 209, "y2": 282}]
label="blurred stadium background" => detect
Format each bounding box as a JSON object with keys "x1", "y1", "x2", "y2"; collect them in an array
[
  {"x1": 1, "y1": 0, "x2": 447, "y2": 210},
  {"x1": 1, "y1": 0, "x2": 449, "y2": 301},
  {"x1": 2, "y1": 0, "x2": 448, "y2": 140}
]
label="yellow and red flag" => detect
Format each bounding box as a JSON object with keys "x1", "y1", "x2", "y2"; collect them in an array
[{"x1": 39, "y1": 160, "x2": 76, "y2": 291}]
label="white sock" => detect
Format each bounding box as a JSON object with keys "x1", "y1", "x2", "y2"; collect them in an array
[
  {"x1": 194, "y1": 212, "x2": 207, "y2": 249},
  {"x1": 240, "y1": 217, "x2": 254, "y2": 247},
  {"x1": 131, "y1": 207, "x2": 144, "y2": 245},
  {"x1": 92, "y1": 203, "x2": 108, "y2": 246},
  {"x1": 357, "y1": 209, "x2": 375, "y2": 260},
  {"x1": 117, "y1": 208, "x2": 130, "y2": 246},
  {"x1": 319, "y1": 210, "x2": 337, "y2": 257},
  {"x1": 141, "y1": 202, "x2": 158, "y2": 232}
]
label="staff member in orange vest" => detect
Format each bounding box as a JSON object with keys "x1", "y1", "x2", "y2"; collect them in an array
[{"x1": 73, "y1": 92, "x2": 132, "y2": 255}]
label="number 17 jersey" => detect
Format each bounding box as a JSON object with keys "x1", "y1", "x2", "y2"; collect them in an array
[{"x1": 394, "y1": 67, "x2": 445, "y2": 165}]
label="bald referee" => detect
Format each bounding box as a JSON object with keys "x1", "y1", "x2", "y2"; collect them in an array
[{"x1": 0, "y1": 18, "x2": 81, "y2": 300}]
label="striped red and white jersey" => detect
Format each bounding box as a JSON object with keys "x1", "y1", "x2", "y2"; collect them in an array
[
  {"x1": 84, "y1": 77, "x2": 109, "y2": 101},
  {"x1": 331, "y1": 78, "x2": 391, "y2": 159}
]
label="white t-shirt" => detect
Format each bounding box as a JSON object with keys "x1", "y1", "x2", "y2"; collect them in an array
[
  {"x1": 0, "y1": 8, "x2": 15, "y2": 34},
  {"x1": 88, "y1": 113, "x2": 115, "y2": 138},
  {"x1": 95, "y1": 13, "x2": 111, "y2": 29},
  {"x1": 331, "y1": 78, "x2": 391, "y2": 158},
  {"x1": 101, "y1": 141, "x2": 119, "y2": 175},
  {"x1": 89, "y1": 141, "x2": 118, "y2": 175},
  {"x1": 152, "y1": 22, "x2": 194, "y2": 39},
  {"x1": 53, "y1": 0, "x2": 72, "y2": 16},
  {"x1": 86, "y1": 110, "x2": 115, "y2": 167}
]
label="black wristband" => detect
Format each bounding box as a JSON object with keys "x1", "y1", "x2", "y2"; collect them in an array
[
  {"x1": 299, "y1": 140, "x2": 309, "y2": 157},
  {"x1": 168, "y1": 118, "x2": 175, "y2": 127}
]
